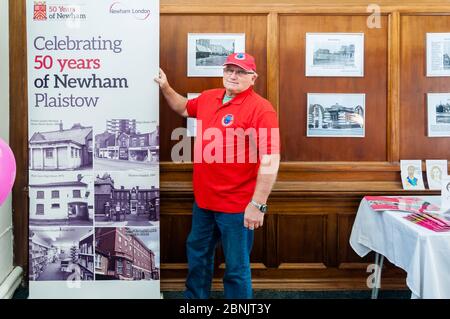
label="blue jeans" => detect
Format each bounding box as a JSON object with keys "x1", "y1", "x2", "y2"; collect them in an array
[{"x1": 184, "y1": 202, "x2": 254, "y2": 299}]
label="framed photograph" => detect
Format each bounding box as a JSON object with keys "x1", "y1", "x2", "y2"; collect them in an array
[
  {"x1": 400, "y1": 160, "x2": 425, "y2": 190},
  {"x1": 426, "y1": 160, "x2": 448, "y2": 190},
  {"x1": 427, "y1": 93, "x2": 450, "y2": 137},
  {"x1": 187, "y1": 33, "x2": 245, "y2": 77},
  {"x1": 306, "y1": 93, "x2": 365, "y2": 137},
  {"x1": 305, "y1": 33, "x2": 364, "y2": 77},
  {"x1": 187, "y1": 93, "x2": 200, "y2": 137},
  {"x1": 426, "y1": 33, "x2": 450, "y2": 77}
]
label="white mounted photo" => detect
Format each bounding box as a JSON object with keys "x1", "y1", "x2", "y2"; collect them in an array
[
  {"x1": 426, "y1": 160, "x2": 448, "y2": 190},
  {"x1": 426, "y1": 33, "x2": 450, "y2": 77},
  {"x1": 187, "y1": 33, "x2": 245, "y2": 77},
  {"x1": 441, "y1": 176, "x2": 450, "y2": 213},
  {"x1": 307, "y1": 93, "x2": 365, "y2": 137},
  {"x1": 305, "y1": 33, "x2": 364, "y2": 77},
  {"x1": 187, "y1": 93, "x2": 200, "y2": 137},
  {"x1": 400, "y1": 160, "x2": 425, "y2": 190},
  {"x1": 427, "y1": 93, "x2": 450, "y2": 137}
]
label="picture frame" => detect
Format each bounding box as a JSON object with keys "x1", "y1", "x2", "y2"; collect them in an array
[
  {"x1": 427, "y1": 93, "x2": 450, "y2": 137},
  {"x1": 426, "y1": 33, "x2": 450, "y2": 77},
  {"x1": 187, "y1": 33, "x2": 246, "y2": 77},
  {"x1": 306, "y1": 93, "x2": 365, "y2": 137},
  {"x1": 305, "y1": 33, "x2": 364, "y2": 77},
  {"x1": 426, "y1": 159, "x2": 448, "y2": 190},
  {"x1": 400, "y1": 160, "x2": 425, "y2": 190}
]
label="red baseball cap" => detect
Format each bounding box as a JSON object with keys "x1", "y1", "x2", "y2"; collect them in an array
[{"x1": 223, "y1": 53, "x2": 257, "y2": 72}]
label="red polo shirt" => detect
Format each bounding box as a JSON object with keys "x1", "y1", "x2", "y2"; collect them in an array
[{"x1": 186, "y1": 86, "x2": 280, "y2": 213}]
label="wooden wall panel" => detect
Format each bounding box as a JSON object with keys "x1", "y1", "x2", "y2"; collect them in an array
[
  {"x1": 9, "y1": 0, "x2": 28, "y2": 275},
  {"x1": 159, "y1": 14, "x2": 268, "y2": 161},
  {"x1": 278, "y1": 215, "x2": 326, "y2": 265},
  {"x1": 337, "y1": 214, "x2": 373, "y2": 266},
  {"x1": 400, "y1": 15, "x2": 450, "y2": 160},
  {"x1": 279, "y1": 15, "x2": 389, "y2": 161}
]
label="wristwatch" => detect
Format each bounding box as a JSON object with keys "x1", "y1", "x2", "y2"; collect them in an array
[{"x1": 250, "y1": 200, "x2": 268, "y2": 213}]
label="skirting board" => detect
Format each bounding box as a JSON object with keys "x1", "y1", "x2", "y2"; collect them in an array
[{"x1": 0, "y1": 267, "x2": 23, "y2": 299}]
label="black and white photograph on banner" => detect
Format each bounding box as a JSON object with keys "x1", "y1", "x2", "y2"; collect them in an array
[
  {"x1": 29, "y1": 172, "x2": 94, "y2": 226},
  {"x1": 426, "y1": 33, "x2": 450, "y2": 76},
  {"x1": 29, "y1": 227, "x2": 94, "y2": 281},
  {"x1": 427, "y1": 93, "x2": 450, "y2": 137},
  {"x1": 187, "y1": 33, "x2": 245, "y2": 77},
  {"x1": 29, "y1": 119, "x2": 93, "y2": 171},
  {"x1": 94, "y1": 171, "x2": 159, "y2": 227},
  {"x1": 307, "y1": 93, "x2": 365, "y2": 137},
  {"x1": 305, "y1": 33, "x2": 364, "y2": 77},
  {"x1": 94, "y1": 118, "x2": 159, "y2": 171},
  {"x1": 94, "y1": 227, "x2": 160, "y2": 281}
]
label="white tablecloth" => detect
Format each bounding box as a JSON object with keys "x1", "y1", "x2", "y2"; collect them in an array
[{"x1": 350, "y1": 196, "x2": 450, "y2": 299}]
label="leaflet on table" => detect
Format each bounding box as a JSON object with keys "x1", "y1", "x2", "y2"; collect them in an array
[
  {"x1": 404, "y1": 212, "x2": 450, "y2": 232},
  {"x1": 364, "y1": 196, "x2": 440, "y2": 213}
]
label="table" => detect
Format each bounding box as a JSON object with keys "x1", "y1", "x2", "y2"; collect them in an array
[{"x1": 350, "y1": 196, "x2": 450, "y2": 299}]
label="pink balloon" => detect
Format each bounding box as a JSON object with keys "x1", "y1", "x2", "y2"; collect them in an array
[{"x1": 0, "y1": 138, "x2": 16, "y2": 206}]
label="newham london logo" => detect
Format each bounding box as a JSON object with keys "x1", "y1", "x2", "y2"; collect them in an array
[{"x1": 33, "y1": 1, "x2": 47, "y2": 21}]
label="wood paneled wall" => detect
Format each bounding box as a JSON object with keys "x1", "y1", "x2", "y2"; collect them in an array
[
  {"x1": 400, "y1": 15, "x2": 450, "y2": 159},
  {"x1": 9, "y1": 0, "x2": 450, "y2": 291},
  {"x1": 279, "y1": 15, "x2": 388, "y2": 161}
]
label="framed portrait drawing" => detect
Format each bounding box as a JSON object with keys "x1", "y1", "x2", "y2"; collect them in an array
[
  {"x1": 426, "y1": 160, "x2": 448, "y2": 190},
  {"x1": 441, "y1": 176, "x2": 450, "y2": 212},
  {"x1": 187, "y1": 33, "x2": 245, "y2": 77},
  {"x1": 305, "y1": 33, "x2": 364, "y2": 77},
  {"x1": 400, "y1": 160, "x2": 425, "y2": 190}
]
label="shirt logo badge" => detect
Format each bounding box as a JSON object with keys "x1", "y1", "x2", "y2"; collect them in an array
[{"x1": 221, "y1": 114, "x2": 234, "y2": 127}]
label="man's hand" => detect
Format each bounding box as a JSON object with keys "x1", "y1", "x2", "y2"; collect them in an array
[
  {"x1": 154, "y1": 68, "x2": 169, "y2": 90},
  {"x1": 244, "y1": 202, "x2": 264, "y2": 230},
  {"x1": 153, "y1": 68, "x2": 189, "y2": 117}
]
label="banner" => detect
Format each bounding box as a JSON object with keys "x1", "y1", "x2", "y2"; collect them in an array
[{"x1": 26, "y1": 0, "x2": 160, "y2": 298}]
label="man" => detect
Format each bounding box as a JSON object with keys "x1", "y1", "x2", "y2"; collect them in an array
[{"x1": 155, "y1": 53, "x2": 280, "y2": 299}]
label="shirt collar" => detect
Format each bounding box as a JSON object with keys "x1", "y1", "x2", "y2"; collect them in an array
[{"x1": 216, "y1": 86, "x2": 254, "y2": 105}]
